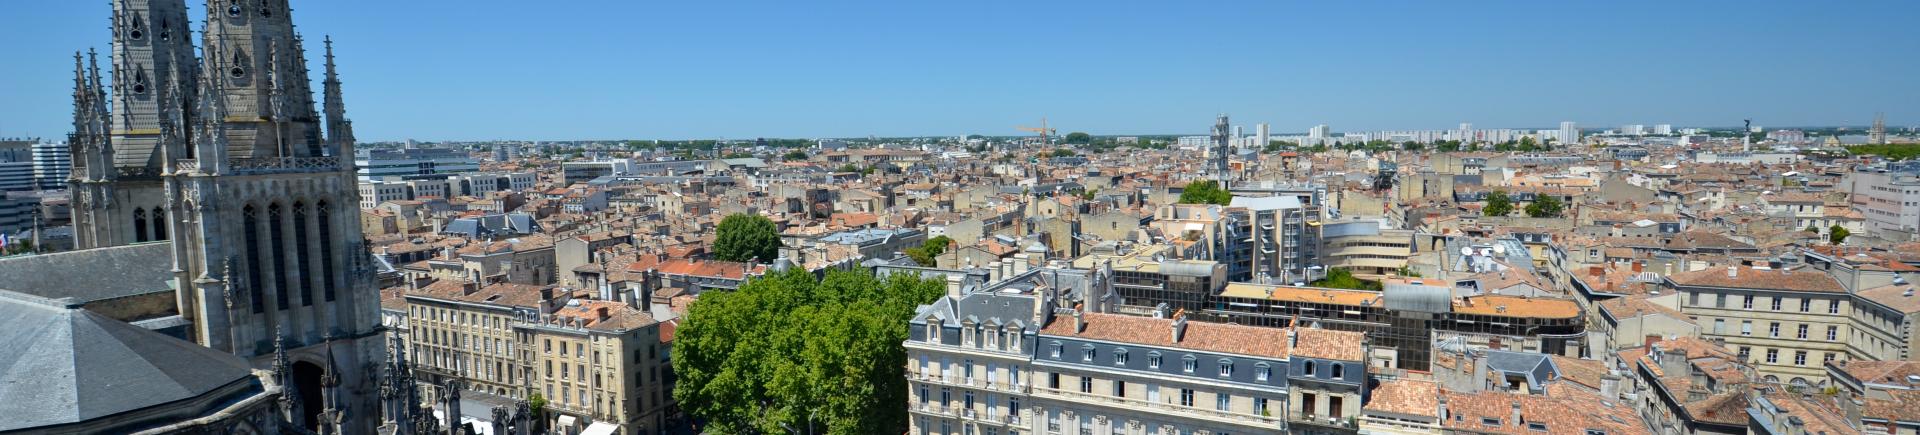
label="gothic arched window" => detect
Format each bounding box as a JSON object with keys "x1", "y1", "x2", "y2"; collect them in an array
[
  {"x1": 151, "y1": 208, "x2": 166, "y2": 240},
  {"x1": 127, "y1": 16, "x2": 145, "y2": 40},
  {"x1": 133, "y1": 208, "x2": 149, "y2": 242},
  {"x1": 269, "y1": 203, "x2": 290, "y2": 310},
  {"x1": 244, "y1": 205, "x2": 265, "y2": 314},
  {"x1": 259, "y1": 0, "x2": 273, "y2": 17},
  {"x1": 317, "y1": 201, "x2": 336, "y2": 302},
  {"x1": 293, "y1": 202, "x2": 312, "y2": 306}
]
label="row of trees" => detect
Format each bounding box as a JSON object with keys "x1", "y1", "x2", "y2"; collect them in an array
[
  {"x1": 673, "y1": 268, "x2": 947, "y2": 434},
  {"x1": 1846, "y1": 144, "x2": 1920, "y2": 161},
  {"x1": 1177, "y1": 180, "x2": 1234, "y2": 206},
  {"x1": 1481, "y1": 191, "x2": 1563, "y2": 218}
]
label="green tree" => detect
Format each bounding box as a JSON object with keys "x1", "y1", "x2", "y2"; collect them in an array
[
  {"x1": 904, "y1": 236, "x2": 953, "y2": 267},
  {"x1": 1483, "y1": 191, "x2": 1514, "y2": 217},
  {"x1": 782, "y1": 150, "x2": 809, "y2": 161},
  {"x1": 528, "y1": 393, "x2": 549, "y2": 433},
  {"x1": 714, "y1": 214, "x2": 782, "y2": 263},
  {"x1": 837, "y1": 163, "x2": 861, "y2": 173},
  {"x1": 1050, "y1": 149, "x2": 1077, "y2": 158},
  {"x1": 1063, "y1": 132, "x2": 1093, "y2": 144},
  {"x1": 1178, "y1": 180, "x2": 1234, "y2": 205},
  {"x1": 1402, "y1": 141, "x2": 1424, "y2": 151},
  {"x1": 674, "y1": 268, "x2": 946, "y2": 435},
  {"x1": 1830, "y1": 225, "x2": 1851, "y2": 245},
  {"x1": 1524, "y1": 194, "x2": 1563, "y2": 218}
]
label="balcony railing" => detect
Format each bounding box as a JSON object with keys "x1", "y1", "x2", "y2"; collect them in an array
[
  {"x1": 1029, "y1": 385, "x2": 1285, "y2": 429},
  {"x1": 174, "y1": 156, "x2": 343, "y2": 175}
]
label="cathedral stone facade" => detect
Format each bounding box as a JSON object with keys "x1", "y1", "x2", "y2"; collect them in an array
[{"x1": 68, "y1": 1, "x2": 387, "y2": 433}]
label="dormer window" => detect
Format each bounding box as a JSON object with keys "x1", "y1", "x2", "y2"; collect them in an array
[
  {"x1": 1332, "y1": 363, "x2": 1345, "y2": 379},
  {"x1": 1218, "y1": 359, "x2": 1234, "y2": 377},
  {"x1": 1114, "y1": 348, "x2": 1129, "y2": 366},
  {"x1": 1081, "y1": 344, "x2": 1095, "y2": 362},
  {"x1": 1256, "y1": 363, "x2": 1271, "y2": 381},
  {"x1": 1181, "y1": 355, "x2": 1197, "y2": 373},
  {"x1": 1049, "y1": 341, "x2": 1062, "y2": 359},
  {"x1": 1148, "y1": 351, "x2": 1162, "y2": 369}
]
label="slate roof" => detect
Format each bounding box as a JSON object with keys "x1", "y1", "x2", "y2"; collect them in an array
[
  {"x1": 0, "y1": 242, "x2": 172, "y2": 303},
  {"x1": 0, "y1": 290, "x2": 257, "y2": 431},
  {"x1": 1666, "y1": 266, "x2": 1846, "y2": 293}
]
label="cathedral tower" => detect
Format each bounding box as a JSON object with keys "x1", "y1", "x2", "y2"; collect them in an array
[{"x1": 72, "y1": 1, "x2": 387, "y2": 433}]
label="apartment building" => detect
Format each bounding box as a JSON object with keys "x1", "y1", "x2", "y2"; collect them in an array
[
  {"x1": 906, "y1": 289, "x2": 1044, "y2": 435},
  {"x1": 1667, "y1": 266, "x2": 1852, "y2": 385},
  {"x1": 524, "y1": 299, "x2": 674, "y2": 435},
  {"x1": 402, "y1": 280, "x2": 549, "y2": 400},
  {"x1": 1032, "y1": 310, "x2": 1369, "y2": 435},
  {"x1": 400, "y1": 279, "x2": 677, "y2": 435},
  {"x1": 1845, "y1": 167, "x2": 1920, "y2": 242},
  {"x1": 1619, "y1": 337, "x2": 1752, "y2": 435}
]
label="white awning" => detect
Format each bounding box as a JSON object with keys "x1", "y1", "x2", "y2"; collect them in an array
[
  {"x1": 582, "y1": 422, "x2": 620, "y2": 435},
  {"x1": 557, "y1": 415, "x2": 578, "y2": 428}
]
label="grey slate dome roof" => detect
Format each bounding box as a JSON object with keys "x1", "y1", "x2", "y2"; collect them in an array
[{"x1": 0, "y1": 291, "x2": 256, "y2": 431}]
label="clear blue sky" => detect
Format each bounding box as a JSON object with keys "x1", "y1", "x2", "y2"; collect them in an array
[{"x1": 2, "y1": 0, "x2": 1915, "y2": 141}]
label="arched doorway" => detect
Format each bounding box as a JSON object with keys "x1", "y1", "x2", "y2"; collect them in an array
[{"x1": 292, "y1": 361, "x2": 326, "y2": 431}]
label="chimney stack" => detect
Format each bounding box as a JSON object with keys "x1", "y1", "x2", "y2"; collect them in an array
[
  {"x1": 1727, "y1": 265, "x2": 1738, "y2": 278},
  {"x1": 1600, "y1": 374, "x2": 1621, "y2": 400},
  {"x1": 1170, "y1": 312, "x2": 1189, "y2": 343},
  {"x1": 1511, "y1": 402, "x2": 1523, "y2": 426},
  {"x1": 1073, "y1": 305, "x2": 1086, "y2": 333}
]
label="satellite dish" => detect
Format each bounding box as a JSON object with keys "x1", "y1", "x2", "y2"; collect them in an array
[
  {"x1": 1493, "y1": 245, "x2": 1508, "y2": 255},
  {"x1": 1460, "y1": 246, "x2": 1475, "y2": 256}
]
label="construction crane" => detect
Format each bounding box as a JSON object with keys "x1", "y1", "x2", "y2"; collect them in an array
[{"x1": 1016, "y1": 118, "x2": 1056, "y2": 146}]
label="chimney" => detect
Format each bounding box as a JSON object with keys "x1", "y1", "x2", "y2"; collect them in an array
[
  {"x1": 1600, "y1": 374, "x2": 1621, "y2": 400},
  {"x1": 1659, "y1": 347, "x2": 1688, "y2": 377},
  {"x1": 1073, "y1": 309, "x2": 1086, "y2": 333},
  {"x1": 1727, "y1": 265, "x2": 1738, "y2": 278},
  {"x1": 1631, "y1": 261, "x2": 1643, "y2": 273},
  {"x1": 462, "y1": 280, "x2": 479, "y2": 296},
  {"x1": 1510, "y1": 401, "x2": 1523, "y2": 426},
  {"x1": 1170, "y1": 312, "x2": 1188, "y2": 343},
  {"x1": 1437, "y1": 395, "x2": 1449, "y2": 422},
  {"x1": 539, "y1": 288, "x2": 556, "y2": 315}
]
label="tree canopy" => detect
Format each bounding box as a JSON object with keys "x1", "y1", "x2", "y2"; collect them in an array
[
  {"x1": 1830, "y1": 225, "x2": 1851, "y2": 245},
  {"x1": 1483, "y1": 191, "x2": 1514, "y2": 217},
  {"x1": 1178, "y1": 180, "x2": 1234, "y2": 205},
  {"x1": 904, "y1": 236, "x2": 953, "y2": 267},
  {"x1": 1846, "y1": 143, "x2": 1920, "y2": 161},
  {"x1": 1311, "y1": 268, "x2": 1381, "y2": 291},
  {"x1": 673, "y1": 268, "x2": 947, "y2": 435},
  {"x1": 782, "y1": 150, "x2": 809, "y2": 161},
  {"x1": 1063, "y1": 132, "x2": 1093, "y2": 144},
  {"x1": 713, "y1": 214, "x2": 782, "y2": 263},
  {"x1": 1525, "y1": 194, "x2": 1563, "y2": 218}
]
